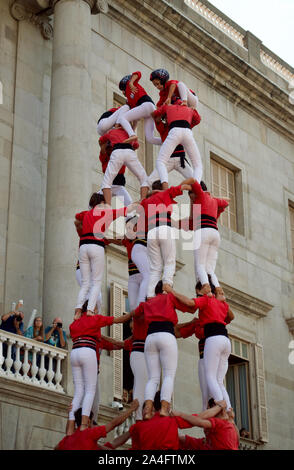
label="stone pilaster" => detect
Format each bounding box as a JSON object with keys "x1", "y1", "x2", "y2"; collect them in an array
[
  {"x1": 10, "y1": 0, "x2": 53, "y2": 40},
  {"x1": 42, "y1": 0, "x2": 106, "y2": 328}
]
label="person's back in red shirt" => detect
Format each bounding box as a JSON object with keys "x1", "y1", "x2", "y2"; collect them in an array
[
  {"x1": 57, "y1": 425, "x2": 107, "y2": 450},
  {"x1": 205, "y1": 417, "x2": 239, "y2": 450}
]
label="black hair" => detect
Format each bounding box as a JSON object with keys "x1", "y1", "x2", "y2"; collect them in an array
[
  {"x1": 200, "y1": 181, "x2": 207, "y2": 191},
  {"x1": 89, "y1": 192, "x2": 105, "y2": 208},
  {"x1": 74, "y1": 408, "x2": 93, "y2": 427},
  {"x1": 208, "y1": 398, "x2": 216, "y2": 408},
  {"x1": 155, "y1": 280, "x2": 163, "y2": 295},
  {"x1": 152, "y1": 180, "x2": 162, "y2": 191},
  {"x1": 195, "y1": 281, "x2": 202, "y2": 291}
]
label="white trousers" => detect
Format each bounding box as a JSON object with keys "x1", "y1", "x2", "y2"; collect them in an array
[
  {"x1": 131, "y1": 243, "x2": 150, "y2": 306},
  {"x1": 101, "y1": 148, "x2": 149, "y2": 189},
  {"x1": 203, "y1": 335, "x2": 232, "y2": 409},
  {"x1": 147, "y1": 226, "x2": 176, "y2": 298},
  {"x1": 76, "y1": 268, "x2": 103, "y2": 313},
  {"x1": 130, "y1": 351, "x2": 149, "y2": 420},
  {"x1": 144, "y1": 332, "x2": 178, "y2": 403},
  {"x1": 156, "y1": 128, "x2": 202, "y2": 184},
  {"x1": 97, "y1": 104, "x2": 130, "y2": 136},
  {"x1": 117, "y1": 101, "x2": 161, "y2": 145},
  {"x1": 198, "y1": 357, "x2": 209, "y2": 411},
  {"x1": 91, "y1": 372, "x2": 100, "y2": 423},
  {"x1": 111, "y1": 185, "x2": 133, "y2": 206},
  {"x1": 128, "y1": 273, "x2": 143, "y2": 312},
  {"x1": 76, "y1": 244, "x2": 105, "y2": 312},
  {"x1": 69, "y1": 347, "x2": 98, "y2": 420},
  {"x1": 177, "y1": 81, "x2": 199, "y2": 108},
  {"x1": 148, "y1": 156, "x2": 193, "y2": 186},
  {"x1": 194, "y1": 228, "x2": 221, "y2": 287}
]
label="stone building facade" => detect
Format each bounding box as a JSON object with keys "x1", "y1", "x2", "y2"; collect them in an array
[{"x1": 0, "y1": 0, "x2": 293, "y2": 450}]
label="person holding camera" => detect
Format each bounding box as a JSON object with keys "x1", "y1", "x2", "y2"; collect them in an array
[
  {"x1": 45, "y1": 317, "x2": 67, "y2": 348},
  {"x1": 0, "y1": 301, "x2": 24, "y2": 336}
]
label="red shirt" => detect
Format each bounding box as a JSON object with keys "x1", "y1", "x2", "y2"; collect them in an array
[
  {"x1": 178, "y1": 319, "x2": 205, "y2": 340},
  {"x1": 70, "y1": 314, "x2": 114, "y2": 342},
  {"x1": 123, "y1": 337, "x2": 133, "y2": 352},
  {"x1": 57, "y1": 426, "x2": 107, "y2": 450},
  {"x1": 99, "y1": 150, "x2": 126, "y2": 175},
  {"x1": 132, "y1": 313, "x2": 148, "y2": 341},
  {"x1": 140, "y1": 185, "x2": 183, "y2": 232},
  {"x1": 99, "y1": 127, "x2": 139, "y2": 150},
  {"x1": 129, "y1": 412, "x2": 192, "y2": 450},
  {"x1": 125, "y1": 71, "x2": 150, "y2": 109},
  {"x1": 206, "y1": 418, "x2": 239, "y2": 450},
  {"x1": 193, "y1": 296, "x2": 229, "y2": 327},
  {"x1": 180, "y1": 434, "x2": 210, "y2": 450},
  {"x1": 75, "y1": 206, "x2": 127, "y2": 245},
  {"x1": 153, "y1": 104, "x2": 201, "y2": 128},
  {"x1": 134, "y1": 293, "x2": 192, "y2": 326},
  {"x1": 190, "y1": 181, "x2": 229, "y2": 230},
  {"x1": 156, "y1": 80, "x2": 197, "y2": 107}
]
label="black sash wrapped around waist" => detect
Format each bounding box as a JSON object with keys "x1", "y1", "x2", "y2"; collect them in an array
[
  {"x1": 136, "y1": 95, "x2": 154, "y2": 107},
  {"x1": 204, "y1": 323, "x2": 228, "y2": 339},
  {"x1": 131, "y1": 339, "x2": 145, "y2": 353},
  {"x1": 147, "y1": 321, "x2": 175, "y2": 336},
  {"x1": 169, "y1": 120, "x2": 191, "y2": 130},
  {"x1": 72, "y1": 336, "x2": 97, "y2": 351}
]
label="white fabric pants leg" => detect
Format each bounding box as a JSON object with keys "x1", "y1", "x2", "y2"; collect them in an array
[
  {"x1": 69, "y1": 347, "x2": 98, "y2": 420},
  {"x1": 177, "y1": 81, "x2": 199, "y2": 108},
  {"x1": 203, "y1": 335, "x2": 232, "y2": 409},
  {"x1": 76, "y1": 267, "x2": 103, "y2": 313},
  {"x1": 128, "y1": 273, "x2": 143, "y2": 312},
  {"x1": 131, "y1": 244, "x2": 150, "y2": 305},
  {"x1": 144, "y1": 332, "x2": 178, "y2": 403},
  {"x1": 117, "y1": 102, "x2": 161, "y2": 145},
  {"x1": 147, "y1": 226, "x2": 176, "y2": 298},
  {"x1": 148, "y1": 157, "x2": 193, "y2": 186},
  {"x1": 111, "y1": 185, "x2": 133, "y2": 206},
  {"x1": 130, "y1": 351, "x2": 149, "y2": 420},
  {"x1": 198, "y1": 357, "x2": 209, "y2": 411},
  {"x1": 76, "y1": 244, "x2": 105, "y2": 312},
  {"x1": 156, "y1": 128, "x2": 202, "y2": 184},
  {"x1": 194, "y1": 228, "x2": 221, "y2": 287},
  {"x1": 91, "y1": 372, "x2": 100, "y2": 423},
  {"x1": 101, "y1": 149, "x2": 149, "y2": 189},
  {"x1": 97, "y1": 104, "x2": 130, "y2": 136}
]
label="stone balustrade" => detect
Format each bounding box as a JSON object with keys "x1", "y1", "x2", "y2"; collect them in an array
[{"x1": 0, "y1": 330, "x2": 68, "y2": 393}]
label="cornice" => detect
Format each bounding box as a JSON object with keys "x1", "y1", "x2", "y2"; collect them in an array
[
  {"x1": 221, "y1": 282, "x2": 273, "y2": 319},
  {"x1": 107, "y1": 0, "x2": 294, "y2": 144}
]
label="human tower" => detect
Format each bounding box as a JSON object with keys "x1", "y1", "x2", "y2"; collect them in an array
[{"x1": 57, "y1": 70, "x2": 239, "y2": 451}]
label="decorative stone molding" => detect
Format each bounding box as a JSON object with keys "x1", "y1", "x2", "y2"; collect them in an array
[
  {"x1": 10, "y1": 0, "x2": 53, "y2": 40},
  {"x1": 221, "y1": 282, "x2": 273, "y2": 319},
  {"x1": 10, "y1": 0, "x2": 108, "y2": 40}
]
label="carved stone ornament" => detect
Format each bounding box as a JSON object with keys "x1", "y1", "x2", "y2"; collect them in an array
[
  {"x1": 10, "y1": 1, "x2": 53, "y2": 40},
  {"x1": 51, "y1": 0, "x2": 108, "y2": 14}
]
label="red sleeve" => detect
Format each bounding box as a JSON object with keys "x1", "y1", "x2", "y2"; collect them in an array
[
  {"x1": 191, "y1": 181, "x2": 203, "y2": 198},
  {"x1": 216, "y1": 199, "x2": 229, "y2": 218},
  {"x1": 103, "y1": 442, "x2": 114, "y2": 449},
  {"x1": 75, "y1": 210, "x2": 87, "y2": 222},
  {"x1": 95, "y1": 315, "x2": 114, "y2": 329},
  {"x1": 99, "y1": 133, "x2": 110, "y2": 145},
  {"x1": 132, "y1": 71, "x2": 141, "y2": 83},
  {"x1": 179, "y1": 322, "x2": 197, "y2": 339},
  {"x1": 132, "y1": 140, "x2": 139, "y2": 150},
  {"x1": 170, "y1": 293, "x2": 195, "y2": 313},
  {"x1": 153, "y1": 105, "x2": 166, "y2": 119},
  {"x1": 191, "y1": 109, "x2": 201, "y2": 128},
  {"x1": 168, "y1": 185, "x2": 183, "y2": 199},
  {"x1": 134, "y1": 302, "x2": 144, "y2": 318},
  {"x1": 193, "y1": 296, "x2": 208, "y2": 310},
  {"x1": 88, "y1": 425, "x2": 107, "y2": 440},
  {"x1": 100, "y1": 338, "x2": 117, "y2": 351},
  {"x1": 124, "y1": 338, "x2": 133, "y2": 352},
  {"x1": 174, "y1": 416, "x2": 194, "y2": 430}
]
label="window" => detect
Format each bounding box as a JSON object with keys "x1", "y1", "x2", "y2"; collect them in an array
[
  {"x1": 110, "y1": 282, "x2": 133, "y2": 404},
  {"x1": 289, "y1": 202, "x2": 294, "y2": 262},
  {"x1": 210, "y1": 157, "x2": 237, "y2": 232},
  {"x1": 226, "y1": 338, "x2": 252, "y2": 437}
]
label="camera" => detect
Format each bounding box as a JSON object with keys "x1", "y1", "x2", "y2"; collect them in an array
[
  {"x1": 15, "y1": 315, "x2": 23, "y2": 322},
  {"x1": 56, "y1": 322, "x2": 63, "y2": 328}
]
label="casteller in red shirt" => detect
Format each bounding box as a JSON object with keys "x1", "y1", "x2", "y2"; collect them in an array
[
  {"x1": 179, "y1": 434, "x2": 210, "y2": 450},
  {"x1": 129, "y1": 412, "x2": 192, "y2": 450},
  {"x1": 205, "y1": 417, "x2": 239, "y2": 450},
  {"x1": 56, "y1": 425, "x2": 107, "y2": 450},
  {"x1": 193, "y1": 295, "x2": 229, "y2": 327}
]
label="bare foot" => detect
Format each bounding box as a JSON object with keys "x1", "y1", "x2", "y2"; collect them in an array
[{"x1": 87, "y1": 310, "x2": 95, "y2": 316}]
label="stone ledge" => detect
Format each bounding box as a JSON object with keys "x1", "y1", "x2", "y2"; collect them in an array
[{"x1": 221, "y1": 282, "x2": 273, "y2": 318}]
